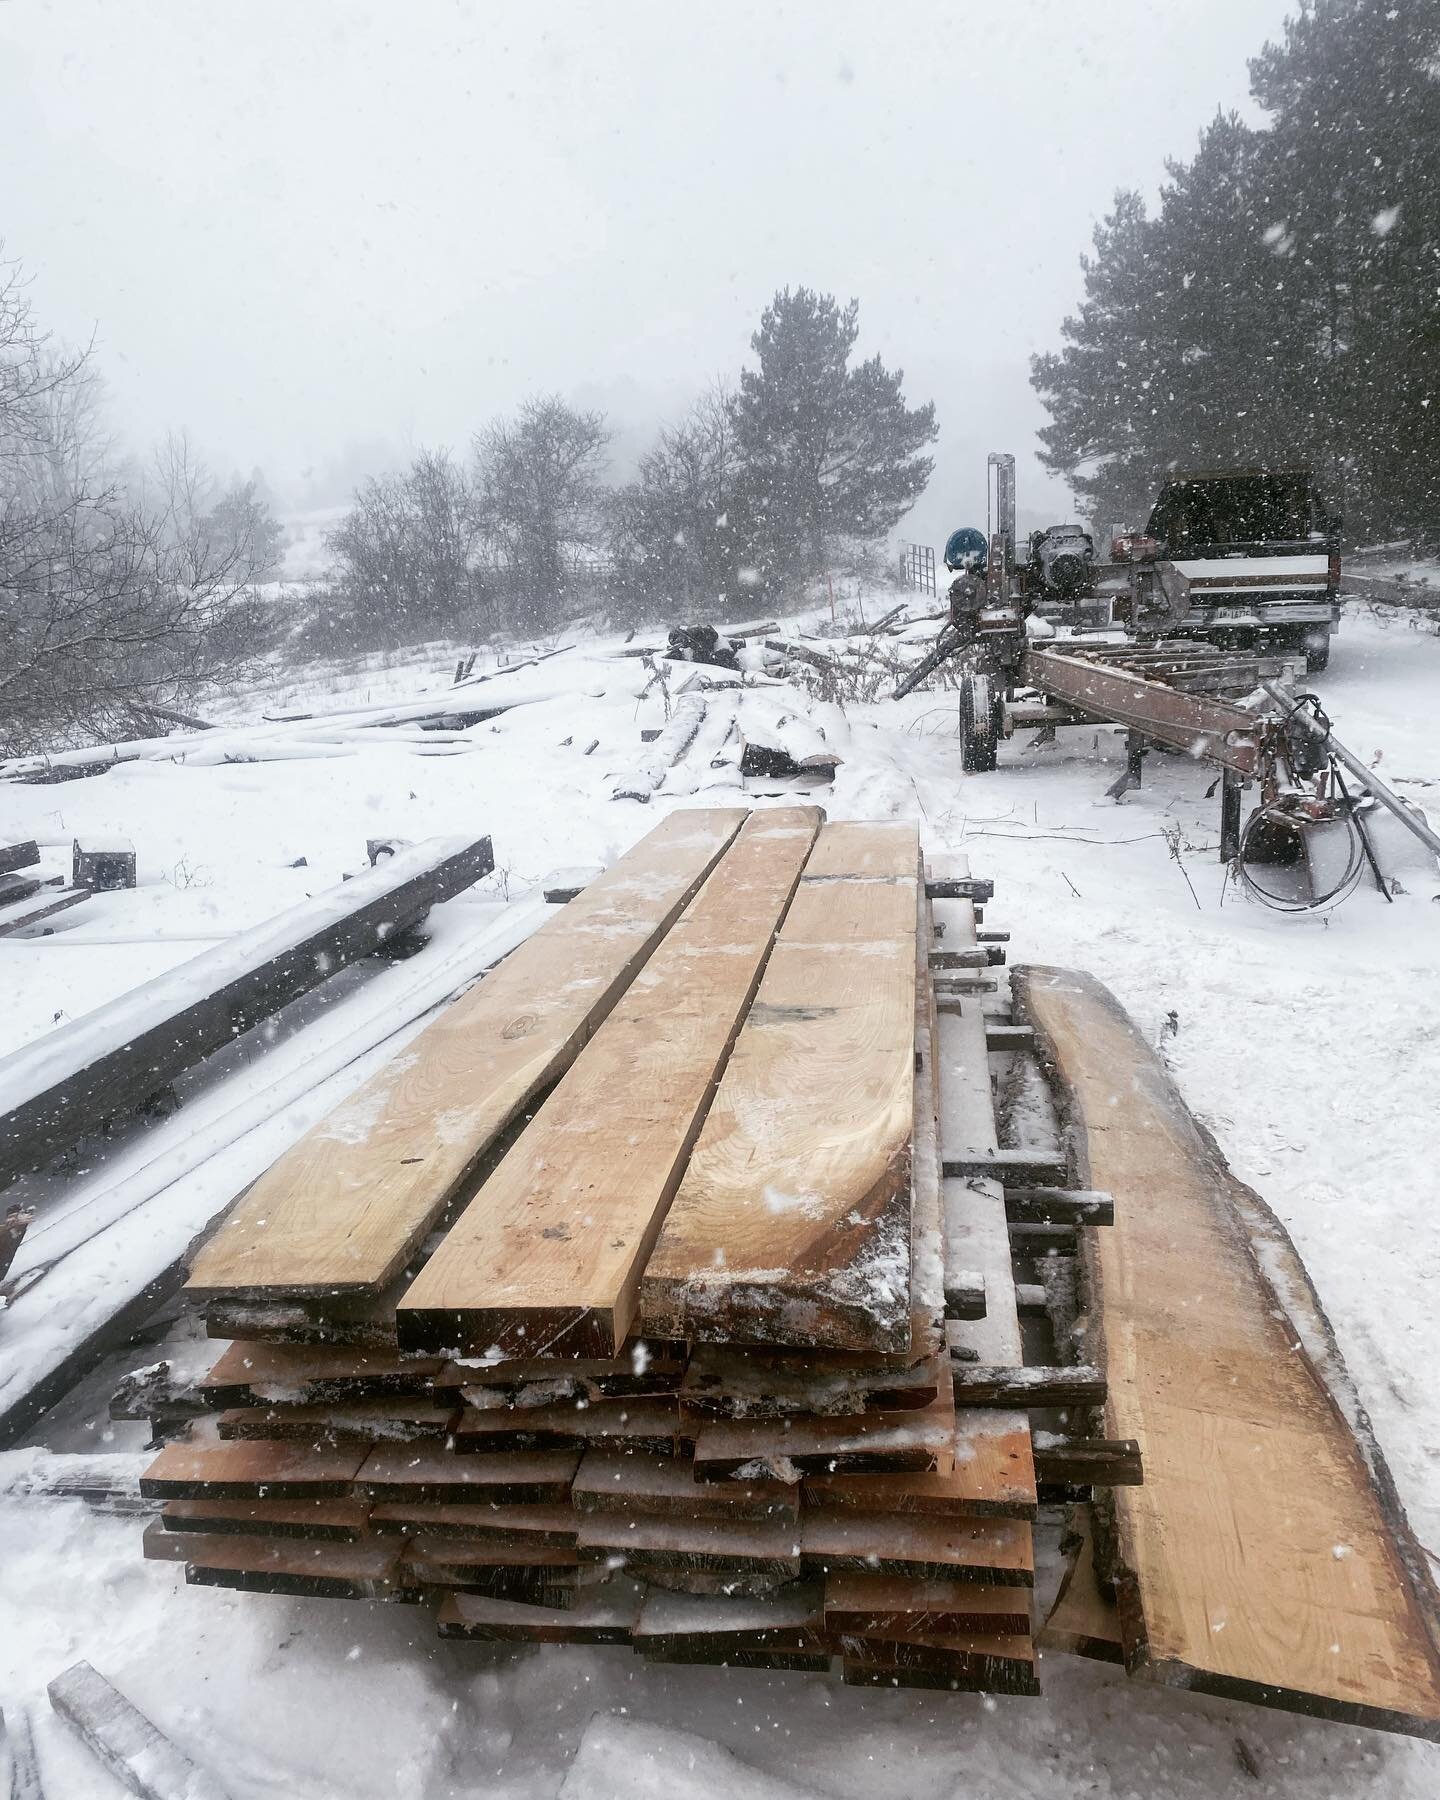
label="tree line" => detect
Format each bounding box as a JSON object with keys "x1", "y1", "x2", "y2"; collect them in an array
[
  {"x1": 1032, "y1": 0, "x2": 1440, "y2": 545},
  {"x1": 0, "y1": 257, "x2": 282, "y2": 756},
  {"x1": 312, "y1": 288, "x2": 936, "y2": 650}
]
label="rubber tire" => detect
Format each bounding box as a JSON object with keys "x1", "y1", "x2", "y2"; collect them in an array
[
  {"x1": 960, "y1": 672, "x2": 1000, "y2": 773},
  {"x1": 1305, "y1": 641, "x2": 1331, "y2": 674}
]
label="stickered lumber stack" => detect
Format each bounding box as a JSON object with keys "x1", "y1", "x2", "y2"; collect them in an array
[{"x1": 133, "y1": 811, "x2": 1125, "y2": 1699}]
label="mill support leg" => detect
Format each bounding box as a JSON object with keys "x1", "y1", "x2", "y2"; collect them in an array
[{"x1": 1220, "y1": 771, "x2": 1243, "y2": 863}]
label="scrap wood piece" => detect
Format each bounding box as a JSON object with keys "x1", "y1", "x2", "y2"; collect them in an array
[
  {"x1": 187, "y1": 807, "x2": 747, "y2": 1300},
  {"x1": 1036, "y1": 1506, "x2": 1124, "y2": 1664},
  {"x1": 0, "y1": 1449, "x2": 150, "y2": 1509},
  {"x1": 1015, "y1": 963, "x2": 1440, "y2": 1740},
  {"x1": 641, "y1": 821, "x2": 920, "y2": 1353},
  {"x1": 0, "y1": 833, "x2": 495, "y2": 1191},
  {"x1": 47, "y1": 1660, "x2": 232, "y2": 1800},
  {"x1": 397, "y1": 808, "x2": 823, "y2": 1357},
  {"x1": 160, "y1": 1496, "x2": 369, "y2": 1541},
  {"x1": 438, "y1": 1581, "x2": 643, "y2": 1643},
  {"x1": 611, "y1": 691, "x2": 708, "y2": 800},
  {"x1": 356, "y1": 1443, "x2": 580, "y2": 1505},
  {"x1": 572, "y1": 1447, "x2": 798, "y2": 1523},
  {"x1": 690, "y1": 1387, "x2": 955, "y2": 1480},
  {"x1": 139, "y1": 1433, "x2": 367, "y2": 1500},
  {"x1": 801, "y1": 1410, "x2": 1036, "y2": 1520},
  {"x1": 951, "y1": 1365, "x2": 1107, "y2": 1409},
  {"x1": 1, "y1": 1204, "x2": 33, "y2": 1282},
  {"x1": 822, "y1": 1571, "x2": 1032, "y2": 1638},
  {"x1": 799, "y1": 1510, "x2": 1033, "y2": 1585}
]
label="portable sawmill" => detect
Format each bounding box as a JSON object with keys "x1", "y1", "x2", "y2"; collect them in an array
[{"x1": 894, "y1": 455, "x2": 1438, "y2": 910}]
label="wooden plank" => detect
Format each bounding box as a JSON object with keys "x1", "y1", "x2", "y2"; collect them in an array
[
  {"x1": 356, "y1": 1442, "x2": 579, "y2": 1505},
  {"x1": 641, "y1": 821, "x2": 919, "y2": 1353},
  {"x1": 951, "y1": 1365, "x2": 1107, "y2": 1409},
  {"x1": 1036, "y1": 1508, "x2": 1125, "y2": 1664},
  {"x1": 437, "y1": 1583, "x2": 642, "y2": 1644},
  {"x1": 139, "y1": 1435, "x2": 367, "y2": 1500},
  {"x1": 802, "y1": 1413, "x2": 1037, "y2": 1520},
  {"x1": 177, "y1": 1532, "x2": 417, "y2": 1601},
  {"x1": 47, "y1": 1661, "x2": 233, "y2": 1800},
  {"x1": 397, "y1": 809, "x2": 822, "y2": 1357},
  {"x1": 577, "y1": 1512, "x2": 802, "y2": 1578},
  {"x1": 634, "y1": 1583, "x2": 826, "y2": 1656},
  {"x1": 0, "y1": 839, "x2": 40, "y2": 876},
  {"x1": 160, "y1": 1496, "x2": 369, "y2": 1541},
  {"x1": 1004, "y1": 1187, "x2": 1113, "y2": 1226},
  {"x1": 200, "y1": 1340, "x2": 444, "y2": 1404},
  {"x1": 186, "y1": 808, "x2": 745, "y2": 1299},
  {"x1": 822, "y1": 1571, "x2": 1031, "y2": 1638},
  {"x1": 368, "y1": 1502, "x2": 577, "y2": 1545},
  {"x1": 0, "y1": 885, "x2": 91, "y2": 937},
  {"x1": 943, "y1": 1149, "x2": 1069, "y2": 1184},
  {"x1": 838, "y1": 1630, "x2": 1039, "y2": 1695},
  {"x1": 215, "y1": 1399, "x2": 459, "y2": 1443},
  {"x1": 678, "y1": 1345, "x2": 942, "y2": 1419},
  {"x1": 452, "y1": 1396, "x2": 678, "y2": 1455},
  {"x1": 1016, "y1": 964, "x2": 1440, "y2": 1739},
  {"x1": 1032, "y1": 1436, "x2": 1143, "y2": 1486},
  {"x1": 690, "y1": 1388, "x2": 954, "y2": 1479},
  {"x1": 0, "y1": 834, "x2": 494, "y2": 1190},
  {"x1": 799, "y1": 1511, "x2": 1033, "y2": 1585},
  {"x1": 572, "y1": 1447, "x2": 798, "y2": 1523}
]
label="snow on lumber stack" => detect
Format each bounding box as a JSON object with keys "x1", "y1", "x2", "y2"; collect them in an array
[
  {"x1": 1015, "y1": 964, "x2": 1440, "y2": 1741},
  {"x1": 186, "y1": 808, "x2": 747, "y2": 1300},
  {"x1": 123, "y1": 817, "x2": 1069, "y2": 1699},
  {"x1": 0, "y1": 834, "x2": 495, "y2": 1189}
]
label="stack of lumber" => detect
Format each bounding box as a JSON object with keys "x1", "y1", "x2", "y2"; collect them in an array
[{"x1": 134, "y1": 809, "x2": 1078, "y2": 1695}]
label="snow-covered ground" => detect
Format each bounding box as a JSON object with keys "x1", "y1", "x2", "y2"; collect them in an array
[{"x1": 1, "y1": 599, "x2": 1438, "y2": 1798}]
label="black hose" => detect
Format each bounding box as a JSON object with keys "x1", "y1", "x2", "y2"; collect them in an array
[{"x1": 1237, "y1": 794, "x2": 1367, "y2": 912}]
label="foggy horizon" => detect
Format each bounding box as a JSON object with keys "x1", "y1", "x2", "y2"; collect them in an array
[{"x1": 2, "y1": 0, "x2": 1300, "y2": 544}]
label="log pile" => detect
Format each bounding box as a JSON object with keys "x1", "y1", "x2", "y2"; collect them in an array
[{"x1": 132, "y1": 809, "x2": 1109, "y2": 1694}]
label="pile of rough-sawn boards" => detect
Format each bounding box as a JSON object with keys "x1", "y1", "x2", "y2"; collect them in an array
[{"x1": 136, "y1": 807, "x2": 1056, "y2": 1693}]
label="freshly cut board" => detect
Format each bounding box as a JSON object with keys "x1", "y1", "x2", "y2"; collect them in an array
[
  {"x1": 641, "y1": 821, "x2": 919, "y2": 1352},
  {"x1": 397, "y1": 808, "x2": 822, "y2": 1356},
  {"x1": 187, "y1": 808, "x2": 746, "y2": 1299},
  {"x1": 1016, "y1": 964, "x2": 1440, "y2": 1740}
]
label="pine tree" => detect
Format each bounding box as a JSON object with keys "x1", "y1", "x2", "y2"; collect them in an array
[{"x1": 731, "y1": 289, "x2": 937, "y2": 586}]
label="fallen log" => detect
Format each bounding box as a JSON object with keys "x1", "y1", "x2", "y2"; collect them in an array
[
  {"x1": 610, "y1": 692, "x2": 708, "y2": 800},
  {"x1": 0, "y1": 834, "x2": 494, "y2": 1188}
]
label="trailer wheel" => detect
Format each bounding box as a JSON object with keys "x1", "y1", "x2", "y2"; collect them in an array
[{"x1": 960, "y1": 672, "x2": 1000, "y2": 773}]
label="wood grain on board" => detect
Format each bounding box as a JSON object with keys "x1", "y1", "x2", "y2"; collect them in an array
[
  {"x1": 802, "y1": 1411, "x2": 1037, "y2": 1520},
  {"x1": 641, "y1": 821, "x2": 919, "y2": 1353},
  {"x1": 396, "y1": 808, "x2": 822, "y2": 1356},
  {"x1": 186, "y1": 808, "x2": 747, "y2": 1299},
  {"x1": 1016, "y1": 964, "x2": 1440, "y2": 1739}
]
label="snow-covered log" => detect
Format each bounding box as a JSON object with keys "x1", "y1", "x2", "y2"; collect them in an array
[
  {"x1": 610, "y1": 692, "x2": 708, "y2": 801},
  {"x1": 0, "y1": 835, "x2": 494, "y2": 1190}
]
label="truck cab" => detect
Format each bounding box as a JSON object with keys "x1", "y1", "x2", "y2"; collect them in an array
[{"x1": 1142, "y1": 468, "x2": 1341, "y2": 671}]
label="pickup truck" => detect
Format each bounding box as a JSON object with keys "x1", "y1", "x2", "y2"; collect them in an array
[{"x1": 1136, "y1": 468, "x2": 1342, "y2": 672}]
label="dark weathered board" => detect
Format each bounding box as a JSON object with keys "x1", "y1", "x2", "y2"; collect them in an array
[
  {"x1": 801, "y1": 1413, "x2": 1037, "y2": 1520},
  {"x1": 451, "y1": 1396, "x2": 678, "y2": 1455},
  {"x1": 367, "y1": 1502, "x2": 578, "y2": 1545},
  {"x1": 799, "y1": 1511, "x2": 1034, "y2": 1585},
  {"x1": 355, "y1": 1443, "x2": 580, "y2": 1505},
  {"x1": 690, "y1": 1388, "x2": 954, "y2": 1479},
  {"x1": 199, "y1": 1340, "x2": 445, "y2": 1405},
  {"x1": 397, "y1": 809, "x2": 822, "y2": 1357},
  {"x1": 1017, "y1": 964, "x2": 1440, "y2": 1740},
  {"x1": 576, "y1": 1513, "x2": 803, "y2": 1579},
  {"x1": 571, "y1": 1448, "x2": 798, "y2": 1523},
  {"x1": 822, "y1": 1571, "x2": 1031, "y2": 1638},
  {"x1": 188, "y1": 810, "x2": 745, "y2": 1299},
  {"x1": 140, "y1": 1435, "x2": 367, "y2": 1500},
  {"x1": 160, "y1": 1497, "x2": 369, "y2": 1542},
  {"x1": 214, "y1": 1399, "x2": 459, "y2": 1443},
  {"x1": 436, "y1": 1583, "x2": 643, "y2": 1644},
  {"x1": 0, "y1": 834, "x2": 494, "y2": 1189}
]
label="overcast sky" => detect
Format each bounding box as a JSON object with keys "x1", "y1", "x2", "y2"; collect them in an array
[{"x1": 1, "y1": 0, "x2": 1301, "y2": 546}]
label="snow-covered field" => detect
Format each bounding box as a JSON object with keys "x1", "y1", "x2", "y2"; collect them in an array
[{"x1": 1, "y1": 598, "x2": 1438, "y2": 1798}]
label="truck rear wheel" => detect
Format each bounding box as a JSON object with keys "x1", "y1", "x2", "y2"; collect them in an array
[
  {"x1": 960, "y1": 672, "x2": 1001, "y2": 773},
  {"x1": 1305, "y1": 640, "x2": 1331, "y2": 674}
]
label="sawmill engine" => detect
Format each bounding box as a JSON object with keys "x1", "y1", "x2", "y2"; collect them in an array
[{"x1": 1030, "y1": 524, "x2": 1095, "y2": 597}]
